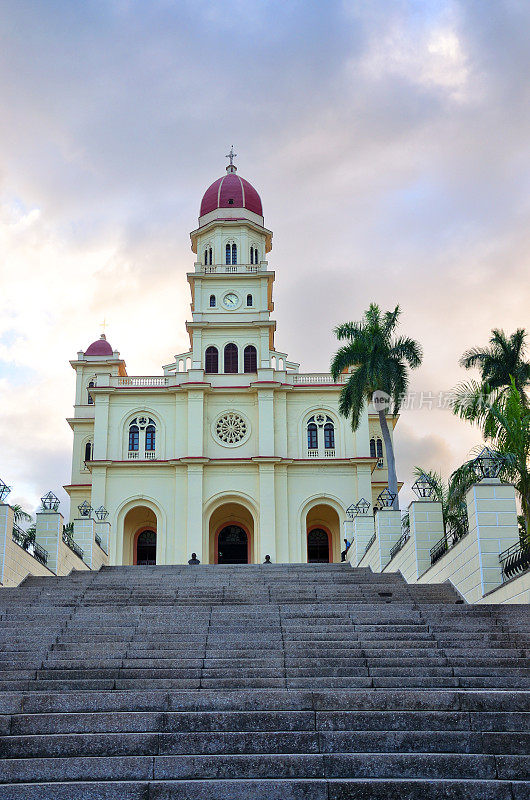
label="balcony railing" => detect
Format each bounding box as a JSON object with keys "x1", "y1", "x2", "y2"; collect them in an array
[
  {"x1": 499, "y1": 541, "x2": 530, "y2": 582},
  {"x1": 199, "y1": 263, "x2": 267, "y2": 274},
  {"x1": 33, "y1": 542, "x2": 49, "y2": 566},
  {"x1": 389, "y1": 531, "x2": 410, "y2": 561},
  {"x1": 128, "y1": 451, "x2": 156, "y2": 460},
  {"x1": 430, "y1": 519, "x2": 469, "y2": 566},
  {"x1": 306, "y1": 449, "x2": 336, "y2": 458}
]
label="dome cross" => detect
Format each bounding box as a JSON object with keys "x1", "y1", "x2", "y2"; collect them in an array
[{"x1": 225, "y1": 146, "x2": 237, "y2": 173}]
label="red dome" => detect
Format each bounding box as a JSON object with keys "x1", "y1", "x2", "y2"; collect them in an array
[
  {"x1": 85, "y1": 334, "x2": 113, "y2": 357},
  {"x1": 200, "y1": 172, "x2": 263, "y2": 217}
]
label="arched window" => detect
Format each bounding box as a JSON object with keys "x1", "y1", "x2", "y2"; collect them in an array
[
  {"x1": 246, "y1": 294, "x2": 252, "y2": 307},
  {"x1": 250, "y1": 246, "x2": 259, "y2": 264},
  {"x1": 128, "y1": 421, "x2": 139, "y2": 451},
  {"x1": 206, "y1": 246, "x2": 212, "y2": 265},
  {"x1": 84, "y1": 441, "x2": 93, "y2": 462},
  {"x1": 376, "y1": 438, "x2": 383, "y2": 458},
  {"x1": 145, "y1": 424, "x2": 156, "y2": 452},
  {"x1": 307, "y1": 421, "x2": 318, "y2": 450},
  {"x1": 324, "y1": 422, "x2": 335, "y2": 449},
  {"x1": 205, "y1": 346, "x2": 219, "y2": 374},
  {"x1": 87, "y1": 380, "x2": 95, "y2": 405},
  {"x1": 370, "y1": 438, "x2": 376, "y2": 458},
  {"x1": 204, "y1": 249, "x2": 208, "y2": 265},
  {"x1": 244, "y1": 345, "x2": 257, "y2": 373},
  {"x1": 232, "y1": 243, "x2": 237, "y2": 264},
  {"x1": 224, "y1": 343, "x2": 238, "y2": 373},
  {"x1": 225, "y1": 243, "x2": 231, "y2": 264},
  {"x1": 209, "y1": 294, "x2": 216, "y2": 307}
]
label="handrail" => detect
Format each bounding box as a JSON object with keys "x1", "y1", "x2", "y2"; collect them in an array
[
  {"x1": 389, "y1": 531, "x2": 410, "y2": 561},
  {"x1": 430, "y1": 519, "x2": 469, "y2": 566},
  {"x1": 499, "y1": 541, "x2": 530, "y2": 581},
  {"x1": 62, "y1": 530, "x2": 84, "y2": 559},
  {"x1": 362, "y1": 532, "x2": 376, "y2": 559}
]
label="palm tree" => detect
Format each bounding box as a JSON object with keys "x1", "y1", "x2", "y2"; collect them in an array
[
  {"x1": 452, "y1": 380, "x2": 530, "y2": 543},
  {"x1": 11, "y1": 504, "x2": 31, "y2": 525},
  {"x1": 331, "y1": 303, "x2": 423, "y2": 509},
  {"x1": 459, "y1": 327, "x2": 530, "y2": 403}
]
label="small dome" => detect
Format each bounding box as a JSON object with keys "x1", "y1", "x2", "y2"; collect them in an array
[
  {"x1": 200, "y1": 171, "x2": 263, "y2": 218},
  {"x1": 85, "y1": 334, "x2": 113, "y2": 357}
]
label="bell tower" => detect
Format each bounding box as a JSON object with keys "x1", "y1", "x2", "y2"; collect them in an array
[{"x1": 185, "y1": 151, "x2": 277, "y2": 374}]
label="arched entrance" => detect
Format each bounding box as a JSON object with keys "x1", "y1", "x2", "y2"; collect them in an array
[
  {"x1": 135, "y1": 530, "x2": 156, "y2": 565},
  {"x1": 305, "y1": 503, "x2": 341, "y2": 563},
  {"x1": 307, "y1": 528, "x2": 330, "y2": 563},
  {"x1": 217, "y1": 525, "x2": 248, "y2": 564},
  {"x1": 208, "y1": 501, "x2": 254, "y2": 564},
  {"x1": 122, "y1": 505, "x2": 158, "y2": 565}
]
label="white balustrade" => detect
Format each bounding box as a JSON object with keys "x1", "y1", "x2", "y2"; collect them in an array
[
  {"x1": 128, "y1": 451, "x2": 139, "y2": 459},
  {"x1": 118, "y1": 377, "x2": 168, "y2": 387},
  {"x1": 145, "y1": 452, "x2": 157, "y2": 460},
  {"x1": 294, "y1": 374, "x2": 347, "y2": 384}
]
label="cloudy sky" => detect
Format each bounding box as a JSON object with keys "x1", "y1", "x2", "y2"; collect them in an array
[{"x1": 1, "y1": 0, "x2": 529, "y2": 517}]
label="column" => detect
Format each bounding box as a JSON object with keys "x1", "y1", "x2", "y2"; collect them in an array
[
  {"x1": 186, "y1": 463, "x2": 204, "y2": 561},
  {"x1": 409, "y1": 500, "x2": 444, "y2": 578},
  {"x1": 466, "y1": 478, "x2": 519, "y2": 598},
  {"x1": 259, "y1": 463, "x2": 276, "y2": 562},
  {"x1": 375, "y1": 508, "x2": 402, "y2": 570},
  {"x1": 73, "y1": 517, "x2": 95, "y2": 568},
  {"x1": 0, "y1": 504, "x2": 14, "y2": 585},
  {"x1": 35, "y1": 510, "x2": 63, "y2": 574},
  {"x1": 352, "y1": 514, "x2": 375, "y2": 566}
]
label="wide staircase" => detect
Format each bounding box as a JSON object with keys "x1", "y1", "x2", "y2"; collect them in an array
[{"x1": 0, "y1": 564, "x2": 528, "y2": 799}]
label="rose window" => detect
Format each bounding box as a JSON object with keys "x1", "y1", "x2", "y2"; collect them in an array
[{"x1": 215, "y1": 412, "x2": 248, "y2": 445}]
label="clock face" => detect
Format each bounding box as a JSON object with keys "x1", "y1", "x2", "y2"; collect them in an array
[{"x1": 223, "y1": 292, "x2": 239, "y2": 309}]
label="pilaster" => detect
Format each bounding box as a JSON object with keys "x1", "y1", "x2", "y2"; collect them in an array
[
  {"x1": 73, "y1": 517, "x2": 96, "y2": 568},
  {"x1": 187, "y1": 389, "x2": 205, "y2": 457},
  {"x1": 257, "y1": 388, "x2": 275, "y2": 456},
  {"x1": 186, "y1": 463, "x2": 204, "y2": 561},
  {"x1": 352, "y1": 515, "x2": 375, "y2": 566},
  {"x1": 466, "y1": 479, "x2": 519, "y2": 597},
  {"x1": 93, "y1": 393, "x2": 110, "y2": 460},
  {"x1": 409, "y1": 500, "x2": 444, "y2": 578},
  {"x1": 275, "y1": 465, "x2": 289, "y2": 563},
  {"x1": 0, "y1": 504, "x2": 14, "y2": 585},
  {"x1": 94, "y1": 520, "x2": 110, "y2": 554},
  {"x1": 259, "y1": 462, "x2": 276, "y2": 562},
  {"x1": 35, "y1": 510, "x2": 63, "y2": 574},
  {"x1": 375, "y1": 508, "x2": 402, "y2": 570}
]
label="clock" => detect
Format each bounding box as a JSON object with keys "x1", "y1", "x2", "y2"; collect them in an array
[{"x1": 223, "y1": 292, "x2": 240, "y2": 309}]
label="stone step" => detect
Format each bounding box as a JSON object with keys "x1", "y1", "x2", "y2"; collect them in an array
[{"x1": 0, "y1": 779, "x2": 522, "y2": 800}]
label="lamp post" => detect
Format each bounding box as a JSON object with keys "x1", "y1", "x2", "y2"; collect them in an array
[
  {"x1": 354, "y1": 497, "x2": 371, "y2": 515},
  {"x1": 94, "y1": 506, "x2": 109, "y2": 521}
]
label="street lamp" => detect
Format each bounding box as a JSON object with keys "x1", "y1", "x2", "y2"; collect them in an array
[{"x1": 41, "y1": 491, "x2": 60, "y2": 511}]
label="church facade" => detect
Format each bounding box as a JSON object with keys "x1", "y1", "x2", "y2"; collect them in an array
[{"x1": 65, "y1": 156, "x2": 395, "y2": 565}]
